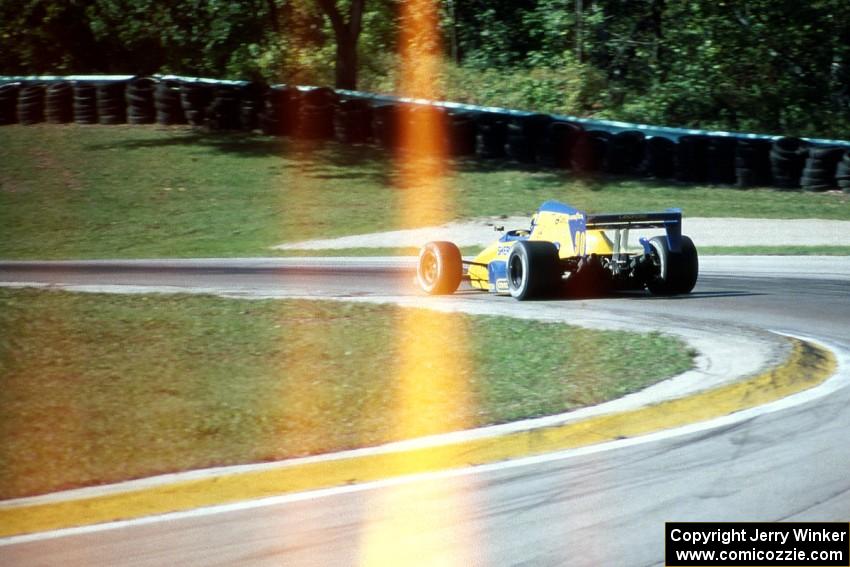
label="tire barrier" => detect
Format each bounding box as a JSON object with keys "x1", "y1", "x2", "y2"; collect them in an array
[
  {"x1": 475, "y1": 112, "x2": 508, "y2": 159},
  {"x1": 17, "y1": 84, "x2": 46, "y2": 125},
  {"x1": 537, "y1": 121, "x2": 583, "y2": 168},
  {"x1": 260, "y1": 86, "x2": 300, "y2": 136},
  {"x1": 334, "y1": 98, "x2": 372, "y2": 144},
  {"x1": 180, "y1": 82, "x2": 213, "y2": 127},
  {"x1": 297, "y1": 86, "x2": 336, "y2": 140},
  {"x1": 675, "y1": 135, "x2": 710, "y2": 183},
  {"x1": 45, "y1": 81, "x2": 73, "y2": 123},
  {"x1": 735, "y1": 139, "x2": 772, "y2": 188},
  {"x1": 73, "y1": 82, "x2": 98, "y2": 124},
  {"x1": 206, "y1": 85, "x2": 242, "y2": 130},
  {"x1": 154, "y1": 80, "x2": 185, "y2": 125},
  {"x1": 445, "y1": 111, "x2": 477, "y2": 156},
  {"x1": 0, "y1": 83, "x2": 20, "y2": 125},
  {"x1": 125, "y1": 77, "x2": 156, "y2": 125},
  {"x1": 645, "y1": 136, "x2": 676, "y2": 178},
  {"x1": 238, "y1": 82, "x2": 265, "y2": 132},
  {"x1": 6, "y1": 75, "x2": 850, "y2": 194},
  {"x1": 402, "y1": 104, "x2": 445, "y2": 153},
  {"x1": 800, "y1": 146, "x2": 844, "y2": 192},
  {"x1": 770, "y1": 137, "x2": 808, "y2": 189},
  {"x1": 571, "y1": 130, "x2": 611, "y2": 173},
  {"x1": 836, "y1": 151, "x2": 850, "y2": 193},
  {"x1": 96, "y1": 81, "x2": 126, "y2": 125},
  {"x1": 506, "y1": 113, "x2": 552, "y2": 163},
  {"x1": 371, "y1": 103, "x2": 400, "y2": 149},
  {"x1": 705, "y1": 136, "x2": 737, "y2": 185},
  {"x1": 605, "y1": 130, "x2": 646, "y2": 175}
]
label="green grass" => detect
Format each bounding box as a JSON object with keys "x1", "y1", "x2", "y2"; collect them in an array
[
  {"x1": 1, "y1": 124, "x2": 849, "y2": 260},
  {"x1": 273, "y1": 245, "x2": 850, "y2": 257},
  {"x1": 274, "y1": 246, "x2": 484, "y2": 257},
  {"x1": 0, "y1": 287, "x2": 693, "y2": 498},
  {"x1": 699, "y1": 246, "x2": 850, "y2": 256}
]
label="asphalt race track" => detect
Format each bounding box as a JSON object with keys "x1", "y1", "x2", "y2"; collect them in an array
[{"x1": 1, "y1": 257, "x2": 848, "y2": 566}]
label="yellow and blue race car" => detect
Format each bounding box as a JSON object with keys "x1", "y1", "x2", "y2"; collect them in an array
[{"x1": 416, "y1": 200, "x2": 698, "y2": 300}]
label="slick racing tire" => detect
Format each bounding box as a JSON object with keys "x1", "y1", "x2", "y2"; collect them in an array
[
  {"x1": 647, "y1": 235, "x2": 699, "y2": 295},
  {"x1": 417, "y1": 241, "x2": 463, "y2": 295},
  {"x1": 507, "y1": 240, "x2": 561, "y2": 300}
]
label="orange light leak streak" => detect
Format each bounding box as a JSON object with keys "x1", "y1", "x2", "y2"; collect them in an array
[{"x1": 359, "y1": 1, "x2": 475, "y2": 564}]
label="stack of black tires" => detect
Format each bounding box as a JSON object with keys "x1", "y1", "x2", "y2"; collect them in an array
[
  {"x1": 334, "y1": 98, "x2": 372, "y2": 143},
  {"x1": 97, "y1": 82, "x2": 126, "y2": 124},
  {"x1": 126, "y1": 77, "x2": 156, "y2": 124},
  {"x1": 735, "y1": 139, "x2": 772, "y2": 188},
  {"x1": 371, "y1": 103, "x2": 400, "y2": 149},
  {"x1": 154, "y1": 80, "x2": 185, "y2": 125},
  {"x1": 238, "y1": 83, "x2": 266, "y2": 132},
  {"x1": 505, "y1": 113, "x2": 552, "y2": 163},
  {"x1": 770, "y1": 137, "x2": 808, "y2": 189},
  {"x1": 0, "y1": 83, "x2": 19, "y2": 125},
  {"x1": 836, "y1": 151, "x2": 850, "y2": 193},
  {"x1": 73, "y1": 82, "x2": 98, "y2": 124},
  {"x1": 297, "y1": 87, "x2": 336, "y2": 140},
  {"x1": 605, "y1": 130, "x2": 646, "y2": 175},
  {"x1": 800, "y1": 146, "x2": 844, "y2": 191},
  {"x1": 539, "y1": 121, "x2": 583, "y2": 168},
  {"x1": 675, "y1": 135, "x2": 710, "y2": 182},
  {"x1": 260, "y1": 86, "x2": 300, "y2": 136},
  {"x1": 445, "y1": 111, "x2": 477, "y2": 156},
  {"x1": 645, "y1": 136, "x2": 676, "y2": 178},
  {"x1": 45, "y1": 82, "x2": 73, "y2": 123},
  {"x1": 17, "y1": 84, "x2": 45, "y2": 125},
  {"x1": 705, "y1": 137, "x2": 737, "y2": 184},
  {"x1": 180, "y1": 82, "x2": 212, "y2": 127},
  {"x1": 571, "y1": 130, "x2": 611, "y2": 173},
  {"x1": 206, "y1": 85, "x2": 242, "y2": 130},
  {"x1": 475, "y1": 112, "x2": 508, "y2": 158}
]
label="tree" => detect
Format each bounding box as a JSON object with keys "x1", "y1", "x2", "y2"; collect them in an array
[{"x1": 313, "y1": 0, "x2": 366, "y2": 89}]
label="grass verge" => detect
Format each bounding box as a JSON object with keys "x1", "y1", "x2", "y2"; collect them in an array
[
  {"x1": 272, "y1": 245, "x2": 850, "y2": 257},
  {"x1": 0, "y1": 287, "x2": 693, "y2": 499},
  {"x1": 698, "y1": 246, "x2": 850, "y2": 256},
  {"x1": 1, "y1": 125, "x2": 849, "y2": 260}
]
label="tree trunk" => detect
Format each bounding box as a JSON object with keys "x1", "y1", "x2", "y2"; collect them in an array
[
  {"x1": 335, "y1": 33, "x2": 359, "y2": 90},
  {"x1": 314, "y1": 0, "x2": 365, "y2": 90}
]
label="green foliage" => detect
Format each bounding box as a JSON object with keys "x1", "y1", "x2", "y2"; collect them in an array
[
  {"x1": 1, "y1": 0, "x2": 849, "y2": 137},
  {"x1": 441, "y1": 0, "x2": 850, "y2": 137}
]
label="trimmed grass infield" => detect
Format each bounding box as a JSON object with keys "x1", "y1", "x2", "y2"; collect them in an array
[
  {"x1": 1, "y1": 124, "x2": 849, "y2": 260},
  {"x1": 0, "y1": 287, "x2": 693, "y2": 500}
]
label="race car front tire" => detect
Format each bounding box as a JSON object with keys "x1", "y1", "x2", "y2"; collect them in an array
[
  {"x1": 507, "y1": 240, "x2": 561, "y2": 300},
  {"x1": 647, "y1": 235, "x2": 699, "y2": 295},
  {"x1": 417, "y1": 241, "x2": 463, "y2": 295}
]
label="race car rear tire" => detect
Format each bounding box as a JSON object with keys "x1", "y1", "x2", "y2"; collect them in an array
[
  {"x1": 507, "y1": 240, "x2": 561, "y2": 300},
  {"x1": 647, "y1": 235, "x2": 699, "y2": 295},
  {"x1": 417, "y1": 241, "x2": 463, "y2": 295}
]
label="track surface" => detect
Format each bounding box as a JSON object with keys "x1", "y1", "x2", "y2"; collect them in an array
[{"x1": 1, "y1": 258, "x2": 849, "y2": 566}]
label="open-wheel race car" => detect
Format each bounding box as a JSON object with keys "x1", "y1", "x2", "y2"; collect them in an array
[{"x1": 416, "y1": 200, "x2": 698, "y2": 300}]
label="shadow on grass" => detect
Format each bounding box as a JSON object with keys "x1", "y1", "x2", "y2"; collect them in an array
[
  {"x1": 83, "y1": 128, "x2": 722, "y2": 195},
  {"x1": 85, "y1": 131, "x2": 397, "y2": 184}
]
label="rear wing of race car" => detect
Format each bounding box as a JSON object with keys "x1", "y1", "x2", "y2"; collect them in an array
[{"x1": 585, "y1": 209, "x2": 683, "y2": 254}]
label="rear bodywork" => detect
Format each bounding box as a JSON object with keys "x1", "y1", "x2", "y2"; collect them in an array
[{"x1": 466, "y1": 200, "x2": 686, "y2": 294}]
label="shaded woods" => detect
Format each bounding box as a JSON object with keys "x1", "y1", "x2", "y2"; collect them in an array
[{"x1": 2, "y1": 0, "x2": 849, "y2": 137}]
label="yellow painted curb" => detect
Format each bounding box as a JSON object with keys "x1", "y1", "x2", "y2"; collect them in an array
[{"x1": 0, "y1": 338, "x2": 836, "y2": 539}]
